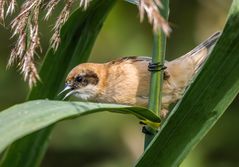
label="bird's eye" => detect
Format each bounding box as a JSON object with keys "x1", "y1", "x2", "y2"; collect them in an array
[{"x1": 75, "y1": 76, "x2": 83, "y2": 82}]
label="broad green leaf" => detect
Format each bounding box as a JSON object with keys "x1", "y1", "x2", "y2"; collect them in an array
[
  {"x1": 136, "y1": 0, "x2": 239, "y2": 166},
  {"x1": 0, "y1": 1, "x2": 116, "y2": 167},
  {"x1": 0, "y1": 100, "x2": 160, "y2": 153}
]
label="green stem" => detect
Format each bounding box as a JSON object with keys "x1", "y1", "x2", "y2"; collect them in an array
[{"x1": 144, "y1": 0, "x2": 170, "y2": 149}]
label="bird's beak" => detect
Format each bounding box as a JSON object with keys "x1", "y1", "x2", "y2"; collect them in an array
[
  {"x1": 58, "y1": 85, "x2": 77, "y2": 100},
  {"x1": 58, "y1": 85, "x2": 72, "y2": 97},
  {"x1": 62, "y1": 90, "x2": 77, "y2": 100}
]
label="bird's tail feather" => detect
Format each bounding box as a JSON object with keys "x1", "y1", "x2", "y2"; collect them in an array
[
  {"x1": 184, "y1": 32, "x2": 221, "y2": 58},
  {"x1": 182, "y1": 31, "x2": 221, "y2": 72}
]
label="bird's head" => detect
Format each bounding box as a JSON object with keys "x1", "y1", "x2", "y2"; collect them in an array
[{"x1": 59, "y1": 63, "x2": 105, "y2": 101}]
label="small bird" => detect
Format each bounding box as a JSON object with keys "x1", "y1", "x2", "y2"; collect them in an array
[{"x1": 60, "y1": 32, "x2": 221, "y2": 118}]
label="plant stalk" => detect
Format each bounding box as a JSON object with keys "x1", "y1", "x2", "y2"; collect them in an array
[{"x1": 144, "y1": 0, "x2": 170, "y2": 149}]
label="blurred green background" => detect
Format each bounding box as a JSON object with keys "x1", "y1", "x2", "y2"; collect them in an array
[{"x1": 1, "y1": 0, "x2": 239, "y2": 167}]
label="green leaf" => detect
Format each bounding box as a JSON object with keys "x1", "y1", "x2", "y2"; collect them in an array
[
  {"x1": 0, "y1": 100, "x2": 160, "y2": 154},
  {"x1": 0, "y1": 1, "x2": 116, "y2": 167},
  {"x1": 136, "y1": 0, "x2": 239, "y2": 166}
]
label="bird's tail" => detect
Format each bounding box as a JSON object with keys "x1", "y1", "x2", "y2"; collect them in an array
[{"x1": 182, "y1": 32, "x2": 221, "y2": 72}]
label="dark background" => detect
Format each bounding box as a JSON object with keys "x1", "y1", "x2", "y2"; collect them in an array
[{"x1": 1, "y1": 0, "x2": 238, "y2": 167}]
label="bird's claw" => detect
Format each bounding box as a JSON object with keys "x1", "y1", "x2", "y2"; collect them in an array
[
  {"x1": 139, "y1": 121, "x2": 147, "y2": 125},
  {"x1": 142, "y1": 126, "x2": 158, "y2": 135}
]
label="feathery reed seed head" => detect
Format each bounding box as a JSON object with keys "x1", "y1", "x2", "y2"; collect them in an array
[{"x1": 138, "y1": 0, "x2": 171, "y2": 35}]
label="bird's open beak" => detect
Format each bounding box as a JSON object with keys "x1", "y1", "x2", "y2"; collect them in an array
[
  {"x1": 62, "y1": 90, "x2": 77, "y2": 100},
  {"x1": 58, "y1": 85, "x2": 78, "y2": 100},
  {"x1": 58, "y1": 85, "x2": 72, "y2": 97}
]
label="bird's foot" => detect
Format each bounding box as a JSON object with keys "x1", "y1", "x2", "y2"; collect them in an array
[{"x1": 142, "y1": 126, "x2": 158, "y2": 135}]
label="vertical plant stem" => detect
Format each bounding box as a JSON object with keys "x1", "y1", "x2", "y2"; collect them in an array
[{"x1": 144, "y1": 0, "x2": 170, "y2": 148}]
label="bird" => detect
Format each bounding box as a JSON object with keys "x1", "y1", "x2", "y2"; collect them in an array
[{"x1": 59, "y1": 32, "x2": 221, "y2": 118}]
